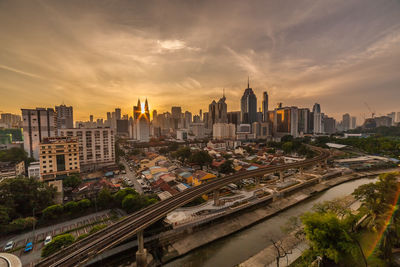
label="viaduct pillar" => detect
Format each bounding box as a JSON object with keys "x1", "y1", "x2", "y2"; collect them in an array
[
  {"x1": 213, "y1": 190, "x2": 221, "y2": 206},
  {"x1": 136, "y1": 230, "x2": 147, "y2": 267}
]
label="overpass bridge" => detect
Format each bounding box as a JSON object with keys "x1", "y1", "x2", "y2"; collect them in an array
[{"x1": 37, "y1": 146, "x2": 330, "y2": 267}]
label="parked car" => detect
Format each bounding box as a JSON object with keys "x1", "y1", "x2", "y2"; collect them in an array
[
  {"x1": 4, "y1": 241, "x2": 14, "y2": 251},
  {"x1": 24, "y1": 242, "x2": 33, "y2": 253},
  {"x1": 44, "y1": 235, "x2": 52, "y2": 246}
]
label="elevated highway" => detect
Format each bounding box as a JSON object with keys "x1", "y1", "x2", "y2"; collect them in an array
[{"x1": 37, "y1": 146, "x2": 329, "y2": 267}]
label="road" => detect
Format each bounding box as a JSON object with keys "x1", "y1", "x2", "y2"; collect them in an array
[
  {"x1": 36, "y1": 146, "x2": 329, "y2": 267},
  {"x1": 0, "y1": 210, "x2": 118, "y2": 266},
  {"x1": 120, "y1": 158, "x2": 143, "y2": 194}
]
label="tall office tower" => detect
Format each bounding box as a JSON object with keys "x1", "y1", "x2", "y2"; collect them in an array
[
  {"x1": 298, "y1": 108, "x2": 310, "y2": 134},
  {"x1": 134, "y1": 99, "x2": 150, "y2": 141},
  {"x1": 184, "y1": 111, "x2": 192, "y2": 129},
  {"x1": 106, "y1": 112, "x2": 111, "y2": 127},
  {"x1": 257, "y1": 108, "x2": 263, "y2": 122},
  {"x1": 133, "y1": 99, "x2": 141, "y2": 120},
  {"x1": 240, "y1": 78, "x2": 257, "y2": 125},
  {"x1": 227, "y1": 111, "x2": 241, "y2": 125},
  {"x1": 208, "y1": 92, "x2": 228, "y2": 129},
  {"x1": 115, "y1": 108, "x2": 121, "y2": 120},
  {"x1": 59, "y1": 128, "x2": 115, "y2": 171},
  {"x1": 21, "y1": 108, "x2": 57, "y2": 159},
  {"x1": 262, "y1": 91, "x2": 268, "y2": 122},
  {"x1": 323, "y1": 116, "x2": 336, "y2": 134},
  {"x1": 396, "y1": 112, "x2": 400, "y2": 123},
  {"x1": 273, "y1": 106, "x2": 299, "y2": 138},
  {"x1": 193, "y1": 115, "x2": 201, "y2": 123},
  {"x1": 199, "y1": 109, "x2": 202, "y2": 121},
  {"x1": 312, "y1": 103, "x2": 323, "y2": 134},
  {"x1": 152, "y1": 110, "x2": 158, "y2": 124},
  {"x1": 171, "y1": 106, "x2": 182, "y2": 129},
  {"x1": 90, "y1": 115, "x2": 94, "y2": 123},
  {"x1": 55, "y1": 105, "x2": 73, "y2": 129},
  {"x1": 342, "y1": 113, "x2": 351, "y2": 131},
  {"x1": 351, "y1": 116, "x2": 357, "y2": 129}
]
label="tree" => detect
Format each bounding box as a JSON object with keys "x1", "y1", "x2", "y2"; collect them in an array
[
  {"x1": 122, "y1": 194, "x2": 141, "y2": 213},
  {"x1": 77, "y1": 199, "x2": 91, "y2": 210},
  {"x1": 0, "y1": 205, "x2": 10, "y2": 225},
  {"x1": 175, "y1": 146, "x2": 191, "y2": 163},
  {"x1": 97, "y1": 189, "x2": 113, "y2": 209},
  {"x1": 352, "y1": 172, "x2": 399, "y2": 231},
  {"x1": 113, "y1": 188, "x2": 138, "y2": 207},
  {"x1": 189, "y1": 151, "x2": 213, "y2": 169},
  {"x1": 41, "y1": 234, "x2": 75, "y2": 257},
  {"x1": 42, "y1": 204, "x2": 64, "y2": 220},
  {"x1": 282, "y1": 142, "x2": 293, "y2": 154},
  {"x1": 219, "y1": 160, "x2": 234, "y2": 174},
  {"x1": 0, "y1": 177, "x2": 56, "y2": 220},
  {"x1": 0, "y1": 147, "x2": 28, "y2": 163},
  {"x1": 301, "y1": 212, "x2": 357, "y2": 263},
  {"x1": 121, "y1": 194, "x2": 157, "y2": 213},
  {"x1": 63, "y1": 201, "x2": 78, "y2": 214},
  {"x1": 281, "y1": 135, "x2": 294, "y2": 143},
  {"x1": 9, "y1": 217, "x2": 37, "y2": 231},
  {"x1": 167, "y1": 142, "x2": 179, "y2": 152},
  {"x1": 62, "y1": 174, "x2": 82, "y2": 189}
]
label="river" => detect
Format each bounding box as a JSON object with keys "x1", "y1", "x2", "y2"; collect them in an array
[{"x1": 164, "y1": 177, "x2": 376, "y2": 267}]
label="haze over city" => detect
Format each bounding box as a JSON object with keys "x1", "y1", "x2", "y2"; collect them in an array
[{"x1": 1, "y1": 0, "x2": 400, "y2": 121}]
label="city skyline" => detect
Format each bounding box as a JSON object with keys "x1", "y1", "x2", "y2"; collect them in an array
[{"x1": 1, "y1": 0, "x2": 400, "y2": 121}]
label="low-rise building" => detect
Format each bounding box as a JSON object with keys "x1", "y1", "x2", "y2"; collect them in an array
[
  {"x1": 28, "y1": 161, "x2": 40, "y2": 178},
  {"x1": 0, "y1": 161, "x2": 25, "y2": 181},
  {"x1": 39, "y1": 137, "x2": 80, "y2": 181}
]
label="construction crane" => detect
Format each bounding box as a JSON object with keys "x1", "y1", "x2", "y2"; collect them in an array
[{"x1": 364, "y1": 102, "x2": 375, "y2": 118}]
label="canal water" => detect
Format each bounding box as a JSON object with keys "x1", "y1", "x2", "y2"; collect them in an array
[{"x1": 164, "y1": 177, "x2": 376, "y2": 267}]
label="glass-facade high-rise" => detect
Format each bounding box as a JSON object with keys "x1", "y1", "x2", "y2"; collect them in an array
[{"x1": 240, "y1": 79, "x2": 257, "y2": 125}]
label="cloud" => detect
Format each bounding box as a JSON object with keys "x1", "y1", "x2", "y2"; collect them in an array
[{"x1": 0, "y1": 0, "x2": 399, "y2": 122}]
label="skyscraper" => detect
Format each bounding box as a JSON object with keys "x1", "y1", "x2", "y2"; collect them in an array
[
  {"x1": 207, "y1": 91, "x2": 227, "y2": 129},
  {"x1": 171, "y1": 106, "x2": 182, "y2": 129},
  {"x1": 240, "y1": 78, "x2": 257, "y2": 125},
  {"x1": 342, "y1": 113, "x2": 350, "y2": 131},
  {"x1": 55, "y1": 104, "x2": 73, "y2": 129},
  {"x1": 134, "y1": 99, "x2": 150, "y2": 141},
  {"x1": 262, "y1": 91, "x2": 268, "y2": 122},
  {"x1": 22, "y1": 108, "x2": 57, "y2": 159},
  {"x1": 298, "y1": 108, "x2": 310, "y2": 134},
  {"x1": 115, "y1": 108, "x2": 121, "y2": 120},
  {"x1": 313, "y1": 103, "x2": 323, "y2": 134},
  {"x1": 351, "y1": 116, "x2": 357, "y2": 129},
  {"x1": 184, "y1": 111, "x2": 192, "y2": 129}
]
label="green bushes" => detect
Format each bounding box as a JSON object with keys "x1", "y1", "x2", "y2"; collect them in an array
[
  {"x1": 41, "y1": 199, "x2": 91, "y2": 223},
  {"x1": 42, "y1": 205, "x2": 63, "y2": 220},
  {"x1": 41, "y1": 234, "x2": 75, "y2": 258},
  {"x1": 89, "y1": 224, "x2": 107, "y2": 234}
]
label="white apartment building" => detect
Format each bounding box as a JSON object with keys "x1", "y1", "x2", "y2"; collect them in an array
[
  {"x1": 190, "y1": 123, "x2": 205, "y2": 139},
  {"x1": 213, "y1": 123, "x2": 236, "y2": 140},
  {"x1": 28, "y1": 162, "x2": 41, "y2": 179},
  {"x1": 59, "y1": 128, "x2": 115, "y2": 170}
]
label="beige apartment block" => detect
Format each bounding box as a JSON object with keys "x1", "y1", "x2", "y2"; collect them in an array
[{"x1": 40, "y1": 137, "x2": 80, "y2": 181}]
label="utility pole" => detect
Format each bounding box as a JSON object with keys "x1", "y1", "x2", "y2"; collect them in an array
[{"x1": 32, "y1": 207, "x2": 36, "y2": 244}]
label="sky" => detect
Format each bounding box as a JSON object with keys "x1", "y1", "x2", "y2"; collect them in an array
[{"x1": 0, "y1": 0, "x2": 400, "y2": 122}]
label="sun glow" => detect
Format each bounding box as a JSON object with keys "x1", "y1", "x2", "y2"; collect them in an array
[{"x1": 141, "y1": 103, "x2": 145, "y2": 114}]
